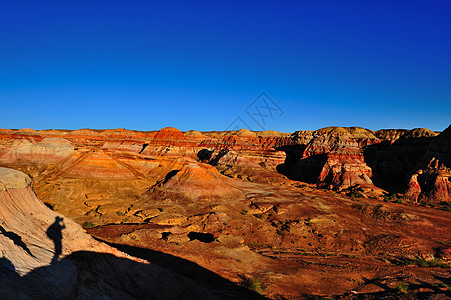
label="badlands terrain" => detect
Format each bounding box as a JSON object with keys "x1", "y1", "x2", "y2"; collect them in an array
[{"x1": 0, "y1": 125, "x2": 450, "y2": 299}]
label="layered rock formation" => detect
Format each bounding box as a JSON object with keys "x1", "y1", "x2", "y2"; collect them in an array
[
  {"x1": 278, "y1": 127, "x2": 379, "y2": 194},
  {"x1": 0, "y1": 125, "x2": 450, "y2": 299},
  {"x1": 0, "y1": 167, "x2": 259, "y2": 299},
  {"x1": 0, "y1": 168, "x2": 126, "y2": 271},
  {"x1": 0, "y1": 167, "x2": 137, "y2": 297},
  {"x1": 0, "y1": 125, "x2": 449, "y2": 204},
  {"x1": 404, "y1": 125, "x2": 451, "y2": 203},
  {"x1": 154, "y1": 161, "x2": 249, "y2": 201}
]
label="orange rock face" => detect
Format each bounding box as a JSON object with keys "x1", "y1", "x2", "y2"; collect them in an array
[
  {"x1": 276, "y1": 127, "x2": 383, "y2": 196},
  {"x1": 0, "y1": 125, "x2": 448, "y2": 205},
  {"x1": 0, "y1": 167, "x2": 259, "y2": 299},
  {"x1": 149, "y1": 127, "x2": 188, "y2": 146},
  {"x1": 156, "y1": 161, "x2": 248, "y2": 200},
  {"x1": 403, "y1": 126, "x2": 451, "y2": 203}
]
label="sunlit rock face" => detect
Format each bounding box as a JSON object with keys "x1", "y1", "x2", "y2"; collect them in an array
[
  {"x1": 404, "y1": 125, "x2": 451, "y2": 203},
  {"x1": 0, "y1": 126, "x2": 448, "y2": 211},
  {"x1": 0, "y1": 167, "x2": 108, "y2": 274},
  {"x1": 0, "y1": 167, "x2": 133, "y2": 297},
  {"x1": 0, "y1": 167, "x2": 252, "y2": 299},
  {"x1": 0, "y1": 137, "x2": 74, "y2": 164},
  {"x1": 284, "y1": 127, "x2": 379, "y2": 192},
  {"x1": 0, "y1": 125, "x2": 450, "y2": 298}
]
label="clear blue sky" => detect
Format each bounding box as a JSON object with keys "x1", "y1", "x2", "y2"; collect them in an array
[{"x1": 1, "y1": 0, "x2": 450, "y2": 132}]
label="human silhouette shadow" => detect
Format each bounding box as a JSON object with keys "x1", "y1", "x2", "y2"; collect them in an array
[
  {"x1": 0, "y1": 225, "x2": 34, "y2": 257},
  {"x1": 0, "y1": 218, "x2": 266, "y2": 298},
  {"x1": 46, "y1": 216, "x2": 65, "y2": 262}
]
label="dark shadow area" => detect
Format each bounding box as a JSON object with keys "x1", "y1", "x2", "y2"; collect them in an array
[
  {"x1": 46, "y1": 216, "x2": 65, "y2": 262},
  {"x1": 343, "y1": 275, "x2": 451, "y2": 299},
  {"x1": 363, "y1": 137, "x2": 434, "y2": 193},
  {"x1": 0, "y1": 241, "x2": 266, "y2": 299},
  {"x1": 291, "y1": 154, "x2": 328, "y2": 184},
  {"x1": 300, "y1": 275, "x2": 451, "y2": 299},
  {"x1": 433, "y1": 274, "x2": 451, "y2": 291},
  {"x1": 0, "y1": 225, "x2": 34, "y2": 257},
  {"x1": 43, "y1": 202, "x2": 55, "y2": 211},
  {"x1": 0, "y1": 251, "x2": 247, "y2": 299},
  {"x1": 196, "y1": 148, "x2": 230, "y2": 166},
  {"x1": 209, "y1": 149, "x2": 229, "y2": 166},
  {"x1": 94, "y1": 238, "x2": 266, "y2": 299},
  {"x1": 361, "y1": 276, "x2": 395, "y2": 293},
  {"x1": 197, "y1": 148, "x2": 214, "y2": 162},
  {"x1": 275, "y1": 145, "x2": 306, "y2": 178},
  {"x1": 139, "y1": 143, "x2": 149, "y2": 154},
  {"x1": 162, "y1": 169, "x2": 179, "y2": 184},
  {"x1": 276, "y1": 144, "x2": 326, "y2": 184},
  {"x1": 0, "y1": 257, "x2": 17, "y2": 276},
  {"x1": 161, "y1": 232, "x2": 171, "y2": 241},
  {"x1": 188, "y1": 232, "x2": 215, "y2": 243}
]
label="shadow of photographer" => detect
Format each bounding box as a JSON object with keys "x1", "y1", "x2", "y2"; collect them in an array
[{"x1": 46, "y1": 216, "x2": 65, "y2": 262}]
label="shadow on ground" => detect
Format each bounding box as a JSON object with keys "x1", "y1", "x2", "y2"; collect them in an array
[
  {"x1": 97, "y1": 238, "x2": 265, "y2": 299},
  {"x1": 0, "y1": 219, "x2": 265, "y2": 299},
  {"x1": 0, "y1": 246, "x2": 266, "y2": 299}
]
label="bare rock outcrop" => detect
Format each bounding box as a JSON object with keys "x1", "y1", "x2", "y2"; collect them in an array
[
  {"x1": 0, "y1": 167, "x2": 141, "y2": 298},
  {"x1": 156, "y1": 161, "x2": 248, "y2": 201},
  {"x1": 363, "y1": 127, "x2": 442, "y2": 196},
  {"x1": 0, "y1": 168, "x2": 124, "y2": 273},
  {"x1": 404, "y1": 125, "x2": 451, "y2": 203},
  {"x1": 279, "y1": 127, "x2": 380, "y2": 193},
  {"x1": 0, "y1": 137, "x2": 74, "y2": 165},
  {"x1": 0, "y1": 167, "x2": 243, "y2": 299},
  {"x1": 0, "y1": 124, "x2": 450, "y2": 298},
  {"x1": 0, "y1": 125, "x2": 448, "y2": 203}
]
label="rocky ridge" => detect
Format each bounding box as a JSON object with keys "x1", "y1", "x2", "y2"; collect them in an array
[{"x1": 0, "y1": 125, "x2": 449, "y2": 203}]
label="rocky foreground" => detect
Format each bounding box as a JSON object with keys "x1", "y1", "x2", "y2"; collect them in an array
[{"x1": 0, "y1": 125, "x2": 450, "y2": 299}]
